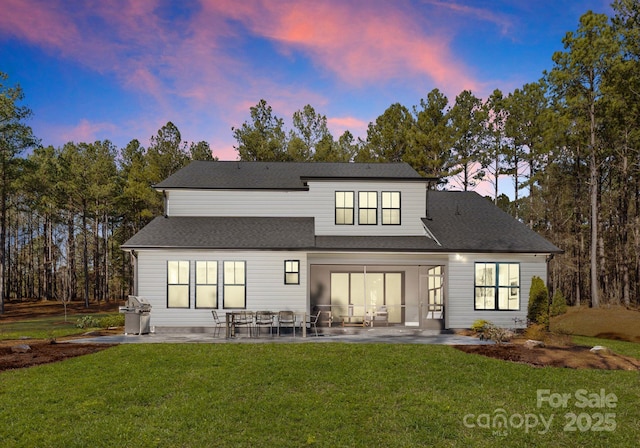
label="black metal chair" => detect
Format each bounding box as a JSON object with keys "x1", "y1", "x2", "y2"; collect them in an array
[
  {"x1": 211, "y1": 310, "x2": 223, "y2": 337},
  {"x1": 277, "y1": 311, "x2": 296, "y2": 337},
  {"x1": 254, "y1": 311, "x2": 274, "y2": 337},
  {"x1": 234, "y1": 311, "x2": 254, "y2": 337}
]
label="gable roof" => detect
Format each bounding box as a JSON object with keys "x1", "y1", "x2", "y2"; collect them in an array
[
  {"x1": 155, "y1": 161, "x2": 429, "y2": 190},
  {"x1": 423, "y1": 191, "x2": 562, "y2": 254},
  {"x1": 122, "y1": 192, "x2": 562, "y2": 254}
]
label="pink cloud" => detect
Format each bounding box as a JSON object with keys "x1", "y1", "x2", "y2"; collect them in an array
[
  {"x1": 2, "y1": 0, "x2": 487, "y2": 150},
  {"x1": 206, "y1": 0, "x2": 481, "y2": 94},
  {"x1": 1, "y1": 0, "x2": 483, "y2": 108},
  {"x1": 328, "y1": 116, "x2": 368, "y2": 139},
  {"x1": 0, "y1": 0, "x2": 78, "y2": 48},
  {"x1": 59, "y1": 119, "x2": 118, "y2": 144}
]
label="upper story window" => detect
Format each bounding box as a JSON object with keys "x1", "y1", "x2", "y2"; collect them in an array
[
  {"x1": 335, "y1": 191, "x2": 354, "y2": 225},
  {"x1": 381, "y1": 191, "x2": 401, "y2": 225},
  {"x1": 358, "y1": 191, "x2": 378, "y2": 225}
]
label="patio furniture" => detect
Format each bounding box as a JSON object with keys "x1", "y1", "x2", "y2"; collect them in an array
[
  {"x1": 254, "y1": 311, "x2": 275, "y2": 337},
  {"x1": 309, "y1": 310, "x2": 321, "y2": 337},
  {"x1": 277, "y1": 310, "x2": 296, "y2": 337},
  {"x1": 234, "y1": 311, "x2": 254, "y2": 337},
  {"x1": 368, "y1": 306, "x2": 388, "y2": 327},
  {"x1": 341, "y1": 315, "x2": 366, "y2": 327},
  {"x1": 211, "y1": 310, "x2": 223, "y2": 337}
]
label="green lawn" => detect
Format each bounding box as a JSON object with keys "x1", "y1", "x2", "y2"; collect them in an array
[
  {"x1": 0, "y1": 313, "x2": 120, "y2": 340},
  {"x1": 1, "y1": 342, "x2": 638, "y2": 447}
]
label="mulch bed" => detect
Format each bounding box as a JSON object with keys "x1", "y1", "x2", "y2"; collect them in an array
[
  {"x1": 455, "y1": 343, "x2": 640, "y2": 370},
  {"x1": 0, "y1": 340, "x2": 116, "y2": 372}
]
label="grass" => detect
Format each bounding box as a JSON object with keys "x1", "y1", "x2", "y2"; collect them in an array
[
  {"x1": 0, "y1": 312, "x2": 121, "y2": 340},
  {"x1": 552, "y1": 306, "x2": 640, "y2": 341},
  {"x1": 1, "y1": 342, "x2": 639, "y2": 447}
]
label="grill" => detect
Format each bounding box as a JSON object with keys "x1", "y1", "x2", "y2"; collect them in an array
[{"x1": 119, "y1": 296, "x2": 152, "y2": 335}]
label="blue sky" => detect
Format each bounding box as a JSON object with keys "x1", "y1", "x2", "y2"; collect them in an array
[{"x1": 1, "y1": 0, "x2": 612, "y2": 172}]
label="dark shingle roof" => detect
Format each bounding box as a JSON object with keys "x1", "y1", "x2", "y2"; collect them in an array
[
  {"x1": 155, "y1": 161, "x2": 426, "y2": 190},
  {"x1": 122, "y1": 217, "x2": 316, "y2": 249},
  {"x1": 122, "y1": 191, "x2": 562, "y2": 254},
  {"x1": 423, "y1": 191, "x2": 562, "y2": 253},
  {"x1": 315, "y1": 236, "x2": 442, "y2": 251}
]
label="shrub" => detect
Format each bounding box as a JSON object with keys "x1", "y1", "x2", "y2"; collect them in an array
[
  {"x1": 99, "y1": 314, "x2": 125, "y2": 328},
  {"x1": 482, "y1": 323, "x2": 513, "y2": 345},
  {"x1": 76, "y1": 315, "x2": 100, "y2": 329},
  {"x1": 527, "y1": 276, "x2": 549, "y2": 325},
  {"x1": 524, "y1": 323, "x2": 547, "y2": 342},
  {"x1": 549, "y1": 290, "x2": 568, "y2": 317},
  {"x1": 470, "y1": 319, "x2": 491, "y2": 333}
]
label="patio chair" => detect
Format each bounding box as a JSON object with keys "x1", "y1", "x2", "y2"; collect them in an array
[
  {"x1": 277, "y1": 310, "x2": 296, "y2": 337},
  {"x1": 309, "y1": 309, "x2": 322, "y2": 337},
  {"x1": 234, "y1": 311, "x2": 254, "y2": 337},
  {"x1": 254, "y1": 311, "x2": 274, "y2": 337},
  {"x1": 211, "y1": 310, "x2": 223, "y2": 337},
  {"x1": 374, "y1": 306, "x2": 388, "y2": 326}
]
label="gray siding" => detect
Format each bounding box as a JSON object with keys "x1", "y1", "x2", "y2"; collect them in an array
[
  {"x1": 446, "y1": 253, "x2": 547, "y2": 329},
  {"x1": 165, "y1": 180, "x2": 426, "y2": 236},
  {"x1": 137, "y1": 249, "x2": 307, "y2": 328}
]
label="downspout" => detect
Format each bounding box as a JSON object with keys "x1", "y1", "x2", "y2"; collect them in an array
[
  {"x1": 163, "y1": 190, "x2": 168, "y2": 218},
  {"x1": 425, "y1": 182, "x2": 432, "y2": 220},
  {"x1": 131, "y1": 250, "x2": 138, "y2": 296},
  {"x1": 546, "y1": 254, "x2": 554, "y2": 331}
]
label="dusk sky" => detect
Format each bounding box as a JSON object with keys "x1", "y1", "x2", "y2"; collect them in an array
[{"x1": 2, "y1": 0, "x2": 612, "y2": 163}]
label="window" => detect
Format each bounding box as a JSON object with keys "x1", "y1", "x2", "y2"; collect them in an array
[
  {"x1": 167, "y1": 261, "x2": 189, "y2": 308},
  {"x1": 474, "y1": 262, "x2": 520, "y2": 310},
  {"x1": 223, "y1": 261, "x2": 246, "y2": 308},
  {"x1": 330, "y1": 272, "x2": 403, "y2": 324},
  {"x1": 335, "y1": 191, "x2": 354, "y2": 225},
  {"x1": 381, "y1": 191, "x2": 401, "y2": 225},
  {"x1": 358, "y1": 191, "x2": 377, "y2": 225},
  {"x1": 196, "y1": 261, "x2": 217, "y2": 308},
  {"x1": 284, "y1": 260, "x2": 300, "y2": 285}
]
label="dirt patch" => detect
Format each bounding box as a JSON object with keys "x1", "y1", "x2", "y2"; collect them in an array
[
  {"x1": 455, "y1": 342, "x2": 640, "y2": 370},
  {"x1": 0, "y1": 299, "x2": 123, "y2": 323},
  {"x1": 0, "y1": 340, "x2": 116, "y2": 372},
  {"x1": 1, "y1": 299, "x2": 122, "y2": 372}
]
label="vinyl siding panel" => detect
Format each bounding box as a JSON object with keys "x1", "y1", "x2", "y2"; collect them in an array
[
  {"x1": 165, "y1": 180, "x2": 427, "y2": 236},
  {"x1": 166, "y1": 190, "x2": 313, "y2": 218},
  {"x1": 446, "y1": 253, "x2": 547, "y2": 329},
  {"x1": 137, "y1": 249, "x2": 308, "y2": 329},
  {"x1": 308, "y1": 181, "x2": 426, "y2": 235}
]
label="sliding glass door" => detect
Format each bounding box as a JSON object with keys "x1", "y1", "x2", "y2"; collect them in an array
[{"x1": 330, "y1": 271, "x2": 403, "y2": 324}]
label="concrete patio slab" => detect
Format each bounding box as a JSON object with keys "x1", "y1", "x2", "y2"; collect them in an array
[{"x1": 70, "y1": 329, "x2": 493, "y2": 345}]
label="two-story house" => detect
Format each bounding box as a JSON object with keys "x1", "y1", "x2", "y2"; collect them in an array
[{"x1": 121, "y1": 161, "x2": 562, "y2": 332}]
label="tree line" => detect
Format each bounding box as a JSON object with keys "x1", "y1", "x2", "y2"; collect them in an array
[{"x1": 1, "y1": 1, "x2": 638, "y2": 311}]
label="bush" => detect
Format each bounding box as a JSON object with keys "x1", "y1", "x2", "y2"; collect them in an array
[
  {"x1": 527, "y1": 276, "x2": 549, "y2": 325},
  {"x1": 482, "y1": 323, "x2": 514, "y2": 345},
  {"x1": 524, "y1": 323, "x2": 547, "y2": 342},
  {"x1": 76, "y1": 315, "x2": 100, "y2": 329},
  {"x1": 470, "y1": 319, "x2": 491, "y2": 333},
  {"x1": 99, "y1": 314, "x2": 125, "y2": 328},
  {"x1": 549, "y1": 290, "x2": 568, "y2": 317}
]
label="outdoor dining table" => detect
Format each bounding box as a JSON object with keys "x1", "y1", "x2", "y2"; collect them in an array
[
  {"x1": 225, "y1": 311, "x2": 248, "y2": 338},
  {"x1": 225, "y1": 311, "x2": 307, "y2": 338}
]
